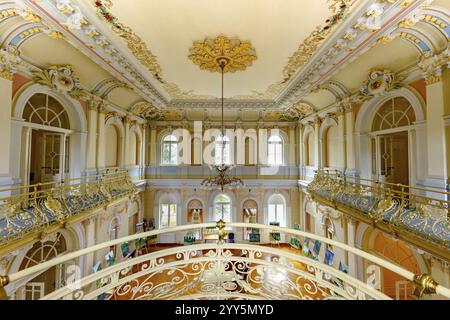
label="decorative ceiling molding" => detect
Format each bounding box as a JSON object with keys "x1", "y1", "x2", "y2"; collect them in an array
[
  {"x1": 188, "y1": 35, "x2": 257, "y2": 74},
  {"x1": 7, "y1": 0, "x2": 448, "y2": 122},
  {"x1": 278, "y1": 0, "x2": 433, "y2": 108},
  {"x1": 20, "y1": 0, "x2": 168, "y2": 108}
]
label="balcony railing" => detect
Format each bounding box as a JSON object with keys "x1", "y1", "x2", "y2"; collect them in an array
[
  {"x1": 306, "y1": 170, "x2": 450, "y2": 260},
  {"x1": 0, "y1": 170, "x2": 137, "y2": 249},
  {"x1": 1, "y1": 222, "x2": 449, "y2": 300}
]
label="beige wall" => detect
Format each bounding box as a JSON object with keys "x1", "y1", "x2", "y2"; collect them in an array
[{"x1": 105, "y1": 125, "x2": 119, "y2": 168}]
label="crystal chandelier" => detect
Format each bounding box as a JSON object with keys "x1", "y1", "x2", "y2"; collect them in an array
[{"x1": 201, "y1": 58, "x2": 244, "y2": 191}]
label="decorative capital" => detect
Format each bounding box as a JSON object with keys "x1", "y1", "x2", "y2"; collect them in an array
[{"x1": 419, "y1": 49, "x2": 449, "y2": 86}]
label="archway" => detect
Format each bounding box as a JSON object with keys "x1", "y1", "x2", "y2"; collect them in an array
[
  {"x1": 355, "y1": 88, "x2": 425, "y2": 183},
  {"x1": 12, "y1": 84, "x2": 87, "y2": 185}
]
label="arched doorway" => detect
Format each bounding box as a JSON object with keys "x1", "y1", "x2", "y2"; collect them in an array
[
  {"x1": 15, "y1": 233, "x2": 68, "y2": 300},
  {"x1": 371, "y1": 232, "x2": 421, "y2": 300},
  {"x1": 13, "y1": 85, "x2": 87, "y2": 187},
  {"x1": 370, "y1": 97, "x2": 416, "y2": 186},
  {"x1": 23, "y1": 93, "x2": 72, "y2": 185}
]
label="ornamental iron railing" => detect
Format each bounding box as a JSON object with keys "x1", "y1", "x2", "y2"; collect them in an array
[
  {"x1": 307, "y1": 171, "x2": 450, "y2": 258},
  {"x1": 0, "y1": 170, "x2": 137, "y2": 248},
  {"x1": 1, "y1": 222, "x2": 449, "y2": 300}
]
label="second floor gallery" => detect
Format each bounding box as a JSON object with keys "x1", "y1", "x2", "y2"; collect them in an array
[{"x1": 0, "y1": 0, "x2": 449, "y2": 303}]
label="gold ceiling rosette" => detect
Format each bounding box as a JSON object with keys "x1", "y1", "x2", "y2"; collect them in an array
[{"x1": 188, "y1": 36, "x2": 257, "y2": 74}]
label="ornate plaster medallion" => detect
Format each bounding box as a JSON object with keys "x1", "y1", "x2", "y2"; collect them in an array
[{"x1": 188, "y1": 36, "x2": 257, "y2": 74}]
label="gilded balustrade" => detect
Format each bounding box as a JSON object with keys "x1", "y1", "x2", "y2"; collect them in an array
[
  {"x1": 307, "y1": 170, "x2": 450, "y2": 256},
  {"x1": 0, "y1": 170, "x2": 137, "y2": 248}
]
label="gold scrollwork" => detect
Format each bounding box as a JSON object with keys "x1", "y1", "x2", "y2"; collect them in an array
[{"x1": 188, "y1": 36, "x2": 257, "y2": 74}]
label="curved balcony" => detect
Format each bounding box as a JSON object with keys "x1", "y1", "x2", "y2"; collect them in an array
[
  {"x1": 2, "y1": 222, "x2": 449, "y2": 300},
  {"x1": 306, "y1": 171, "x2": 450, "y2": 261},
  {"x1": 0, "y1": 171, "x2": 137, "y2": 254}
]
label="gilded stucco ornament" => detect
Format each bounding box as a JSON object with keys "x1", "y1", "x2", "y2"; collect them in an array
[
  {"x1": 188, "y1": 36, "x2": 257, "y2": 74},
  {"x1": 360, "y1": 70, "x2": 404, "y2": 98},
  {"x1": 129, "y1": 101, "x2": 164, "y2": 120},
  {"x1": 0, "y1": 46, "x2": 21, "y2": 80},
  {"x1": 282, "y1": 103, "x2": 315, "y2": 121},
  {"x1": 32, "y1": 65, "x2": 88, "y2": 99}
]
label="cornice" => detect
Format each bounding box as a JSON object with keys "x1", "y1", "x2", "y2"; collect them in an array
[
  {"x1": 277, "y1": 0, "x2": 431, "y2": 108},
  {"x1": 21, "y1": 0, "x2": 169, "y2": 107}
]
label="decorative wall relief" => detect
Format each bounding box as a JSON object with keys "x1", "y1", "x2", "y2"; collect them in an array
[
  {"x1": 32, "y1": 65, "x2": 88, "y2": 99},
  {"x1": 129, "y1": 101, "x2": 164, "y2": 120},
  {"x1": 360, "y1": 70, "x2": 404, "y2": 98},
  {"x1": 282, "y1": 103, "x2": 315, "y2": 121}
]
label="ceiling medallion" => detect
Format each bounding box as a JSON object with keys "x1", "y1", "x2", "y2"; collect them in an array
[{"x1": 188, "y1": 36, "x2": 257, "y2": 74}]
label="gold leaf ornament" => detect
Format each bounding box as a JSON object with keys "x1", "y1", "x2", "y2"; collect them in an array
[{"x1": 188, "y1": 36, "x2": 257, "y2": 73}]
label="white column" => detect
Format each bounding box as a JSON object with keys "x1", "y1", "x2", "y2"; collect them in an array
[
  {"x1": 85, "y1": 102, "x2": 98, "y2": 172},
  {"x1": 82, "y1": 217, "x2": 96, "y2": 276},
  {"x1": 96, "y1": 106, "x2": 107, "y2": 170},
  {"x1": 289, "y1": 125, "x2": 296, "y2": 165},
  {"x1": 0, "y1": 76, "x2": 12, "y2": 188},
  {"x1": 123, "y1": 118, "x2": 131, "y2": 168},
  {"x1": 424, "y1": 67, "x2": 448, "y2": 190},
  {"x1": 345, "y1": 106, "x2": 356, "y2": 173},
  {"x1": 347, "y1": 217, "x2": 357, "y2": 277},
  {"x1": 314, "y1": 118, "x2": 321, "y2": 168},
  {"x1": 337, "y1": 110, "x2": 346, "y2": 171},
  {"x1": 140, "y1": 124, "x2": 147, "y2": 179},
  {"x1": 149, "y1": 125, "x2": 157, "y2": 166}
]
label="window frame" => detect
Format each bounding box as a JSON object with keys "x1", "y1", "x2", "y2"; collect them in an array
[
  {"x1": 213, "y1": 194, "x2": 232, "y2": 222},
  {"x1": 159, "y1": 203, "x2": 178, "y2": 228},
  {"x1": 161, "y1": 134, "x2": 178, "y2": 165},
  {"x1": 267, "y1": 134, "x2": 284, "y2": 166}
]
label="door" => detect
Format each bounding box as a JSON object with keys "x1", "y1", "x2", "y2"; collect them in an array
[
  {"x1": 37, "y1": 132, "x2": 70, "y2": 184},
  {"x1": 377, "y1": 132, "x2": 409, "y2": 187}
]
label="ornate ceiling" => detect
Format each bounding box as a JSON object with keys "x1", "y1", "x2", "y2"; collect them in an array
[{"x1": 1, "y1": 0, "x2": 449, "y2": 121}]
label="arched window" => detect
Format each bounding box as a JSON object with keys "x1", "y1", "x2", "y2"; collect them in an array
[
  {"x1": 268, "y1": 134, "x2": 283, "y2": 165},
  {"x1": 161, "y1": 134, "x2": 178, "y2": 165},
  {"x1": 22, "y1": 93, "x2": 70, "y2": 129},
  {"x1": 215, "y1": 136, "x2": 231, "y2": 165},
  {"x1": 372, "y1": 97, "x2": 416, "y2": 132},
  {"x1": 214, "y1": 194, "x2": 231, "y2": 222},
  {"x1": 268, "y1": 194, "x2": 286, "y2": 227},
  {"x1": 160, "y1": 202, "x2": 177, "y2": 228}
]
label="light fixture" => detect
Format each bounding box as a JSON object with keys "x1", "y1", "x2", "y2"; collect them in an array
[
  {"x1": 189, "y1": 36, "x2": 256, "y2": 191},
  {"x1": 201, "y1": 58, "x2": 244, "y2": 191}
]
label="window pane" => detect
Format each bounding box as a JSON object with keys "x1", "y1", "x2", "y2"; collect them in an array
[
  {"x1": 170, "y1": 144, "x2": 177, "y2": 164},
  {"x1": 223, "y1": 204, "x2": 231, "y2": 222},
  {"x1": 162, "y1": 144, "x2": 171, "y2": 164},
  {"x1": 160, "y1": 204, "x2": 169, "y2": 228},
  {"x1": 268, "y1": 204, "x2": 276, "y2": 223}
]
